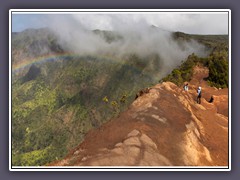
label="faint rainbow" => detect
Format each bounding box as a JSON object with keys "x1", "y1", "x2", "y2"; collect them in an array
[
  {"x1": 12, "y1": 52, "x2": 146, "y2": 76},
  {"x1": 12, "y1": 52, "x2": 88, "y2": 73}
]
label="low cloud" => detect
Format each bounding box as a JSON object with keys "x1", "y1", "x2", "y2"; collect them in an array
[{"x1": 47, "y1": 14, "x2": 207, "y2": 74}]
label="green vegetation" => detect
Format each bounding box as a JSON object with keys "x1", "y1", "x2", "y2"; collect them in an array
[
  {"x1": 162, "y1": 53, "x2": 199, "y2": 86},
  {"x1": 12, "y1": 53, "x2": 158, "y2": 166},
  {"x1": 163, "y1": 35, "x2": 229, "y2": 88},
  {"x1": 207, "y1": 46, "x2": 229, "y2": 88},
  {"x1": 12, "y1": 146, "x2": 54, "y2": 166}
]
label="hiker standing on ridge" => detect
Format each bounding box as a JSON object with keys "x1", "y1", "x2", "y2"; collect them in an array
[
  {"x1": 197, "y1": 86, "x2": 202, "y2": 104},
  {"x1": 183, "y1": 83, "x2": 189, "y2": 91}
]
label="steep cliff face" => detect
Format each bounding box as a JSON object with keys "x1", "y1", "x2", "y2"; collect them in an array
[{"x1": 50, "y1": 66, "x2": 228, "y2": 166}]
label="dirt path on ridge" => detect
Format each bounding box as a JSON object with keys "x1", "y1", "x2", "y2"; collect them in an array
[{"x1": 50, "y1": 65, "x2": 229, "y2": 166}]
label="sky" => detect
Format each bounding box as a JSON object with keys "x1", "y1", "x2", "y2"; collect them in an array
[{"x1": 11, "y1": 12, "x2": 229, "y2": 35}]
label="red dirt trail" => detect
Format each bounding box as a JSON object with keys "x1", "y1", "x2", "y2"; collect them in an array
[{"x1": 50, "y1": 65, "x2": 228, "y2": 167}]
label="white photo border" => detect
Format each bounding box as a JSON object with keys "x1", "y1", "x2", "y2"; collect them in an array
[{"x1": 9, "y1": 9, "x2": 231, "y2": 171}]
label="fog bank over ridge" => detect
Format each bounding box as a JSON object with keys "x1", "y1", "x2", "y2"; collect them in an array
[{"x1": 47, "y1": 15, "x2": 208, "y2": 70}]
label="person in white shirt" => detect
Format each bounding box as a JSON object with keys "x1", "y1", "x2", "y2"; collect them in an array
[
  {"x1": 197, "y1": 86, "x2": 202, "y2": 104},
  {"x1": 184, "y1": 83, "x2": 189, "y2": 91}
]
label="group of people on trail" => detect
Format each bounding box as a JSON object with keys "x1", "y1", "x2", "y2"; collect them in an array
[
  {"x1": 183, "y1": 83, "x2": 202, "y2": 104},
  {"x1": 183, "y1": 83, "x2": 214, "y2": 104}
]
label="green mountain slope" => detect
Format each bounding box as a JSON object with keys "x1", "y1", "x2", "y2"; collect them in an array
[
  {"x1": 163, "y1": 33, "x2": 229, "y2": 88},
  {"x1": 12, "y1": 54, "x2": 163, "y2": 166}
]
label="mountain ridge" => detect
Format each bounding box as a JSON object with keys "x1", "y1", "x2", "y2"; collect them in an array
[{"x1": 50, "y1": 65, "x2": 228, "y2": 166}]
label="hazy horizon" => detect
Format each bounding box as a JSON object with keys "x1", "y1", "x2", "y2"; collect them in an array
[{"x1": 11, "y1": 12, "x2": 229, "y2": 35}]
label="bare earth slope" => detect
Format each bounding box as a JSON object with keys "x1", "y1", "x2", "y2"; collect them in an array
[{"x1": 50, "y1": 65, "x2": 228, "y2": 166}]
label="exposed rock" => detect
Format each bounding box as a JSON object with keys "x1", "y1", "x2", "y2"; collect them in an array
[{"x1": 135, "y1": 87, "x2": 151, "y2": 100}]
